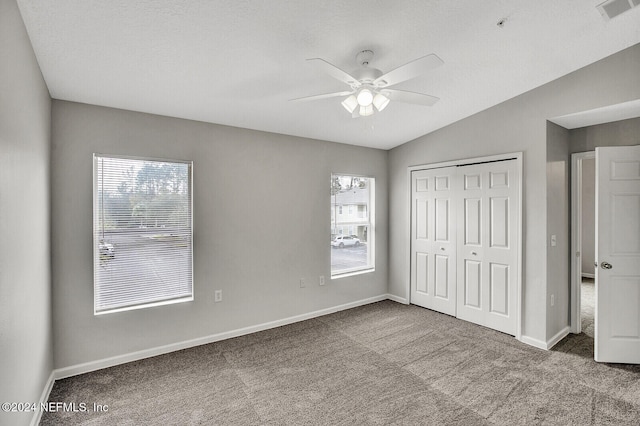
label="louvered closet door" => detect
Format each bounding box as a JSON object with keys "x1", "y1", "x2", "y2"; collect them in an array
[
  {"x1": 456, "y1": 160, "x2": 519, "y2": 335},
  {"x1": 411, "y1": 168, "x2": 457, "y2": 316}
]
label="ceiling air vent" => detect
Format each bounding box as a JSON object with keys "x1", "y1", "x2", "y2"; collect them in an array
[{"x1": 597, "y1": 0, "x2": 639, "y2": 20}]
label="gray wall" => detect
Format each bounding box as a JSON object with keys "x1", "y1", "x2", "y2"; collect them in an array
[
  {"x1": 546, "y1": 122, "x2": 571, "y2": 338},
  {"x1": 0, "y1": 0, "x2": 53, "y2": 425},
  {"x1": 389, "y1": 44, "x2": 640, "y2": 344},
  {"x1": 570, "y1": 116, "x2": 640, "y2": 153},
  {"x1": 51, "y1": 101, "x2": 388, "y2": 368}
]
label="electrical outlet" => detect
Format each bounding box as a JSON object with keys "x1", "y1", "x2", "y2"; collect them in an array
[
  {"x1": 300, "y1": 278, "x2": 306, "y2": 288},
  {"x1": 319, "y1": 275, "x2": 325, "y2": 286},
  {"x1": 214, "y1": 290, "x2": 222, "y2": 302},
  {"x1": 550, "y1": 234, "x2": 557, "y2": 247}
]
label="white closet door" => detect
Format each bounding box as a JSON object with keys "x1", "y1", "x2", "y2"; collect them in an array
[
  {"x1": 456, "y1": 160, "x2": 519, "y2": 335},
  {"x1": 411, "y1": 168, "x2": 457, "y2": 316}
]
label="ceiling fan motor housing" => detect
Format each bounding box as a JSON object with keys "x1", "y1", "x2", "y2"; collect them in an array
[
  {"x1": 356, "y1": 50, "x2": 374, "y2": 66},
  {"x1": 353, "y1": 50, "x2": 382, "y2": 85},
  {"x1": 354, "y1": 67, "x2": 383, "y2": 85}
]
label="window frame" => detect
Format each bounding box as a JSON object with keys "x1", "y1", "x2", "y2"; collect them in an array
[
  {"x1": 330, "y1": 173, "x2": 375, "y2": 278},
  {"x1": 93, "y1": 153, "x2": 194, "y2": 315}
]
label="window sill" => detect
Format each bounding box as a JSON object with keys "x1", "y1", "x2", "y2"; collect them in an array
[
  {"x1": 95, "y1": 295, "x2": 194, "y2": 316},
  {"x1": 331, "y1": 267, "x2": 375, "y2": 280}
]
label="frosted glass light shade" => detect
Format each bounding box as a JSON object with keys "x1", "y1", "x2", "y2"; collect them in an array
[
  {"x1": 373, "y1": 93, "x2": 390, "y2": 111},
  {"x1": 356, "y1": 89, "x2": 373, "y2": 106},
  {"x1": 341, "y1": 95, "x2": 358, "y2": 113},
  {"x1": 359, "y1": 104, "x2": 374, "y2": 116}
]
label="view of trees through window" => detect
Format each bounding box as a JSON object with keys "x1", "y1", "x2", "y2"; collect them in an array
[
  {"x1": 331, "y1": 174, "x2": 374, "y2": 277},
  {"x1": 94, "y1": 155, "x2": 193, "y2": 314},
  {"x1": 98, "y1": 159, "x2": 190, "y2": 230}
]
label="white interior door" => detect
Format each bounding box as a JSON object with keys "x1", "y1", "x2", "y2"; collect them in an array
[
  {"x1": 411, "y1": 168, "x2": 457, "y2": 316},
  {"x1": 595, "y1": 145, "x2": 640, "y2": 364},
  {"x1": 456, "y1": 160, "x2": 519, "y2": 335}
]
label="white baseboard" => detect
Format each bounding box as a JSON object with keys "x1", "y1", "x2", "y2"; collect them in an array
[
  {"x1": 519, "y1": 326, "x2": 570, "y2": 351},
  {"x1": 54, "y1": 294, "x2": 390, "y2": 380},
  {"x1": 30, "y1": 371, "x2": 55, "y2": 426},
  {"x1": 546, "y1": 326, "x2": 571, "y2": 349},
  {"x1": 519, "y1": 335, "x2": 548, "y2": 350},
  {"x1": 385, "y1": 293, "x2": 408, "y2": 304}
]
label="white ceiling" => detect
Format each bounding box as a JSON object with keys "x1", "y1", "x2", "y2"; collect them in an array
[{"x1": 16, "y1": 0, "x2": 640, "y2": 150}]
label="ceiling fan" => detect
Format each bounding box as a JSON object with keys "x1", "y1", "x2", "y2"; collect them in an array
[{"x1": 292, "y1": 50, "x2": 443, "y2": 118}]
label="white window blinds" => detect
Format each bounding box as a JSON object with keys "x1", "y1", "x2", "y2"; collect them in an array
[{"x1": 93, "y1": 155, "x2": 193, "y2": 314}]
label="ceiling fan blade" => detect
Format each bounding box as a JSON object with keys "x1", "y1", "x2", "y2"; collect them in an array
[
  {"x1": 374, "y1": 54, "x2": 444, "y2": 87},
  {"x1": 290, "y1": 90, "x2": 353, "y2": 102},
  {"x1": 307, "y1": 58, "x2": 360, "y2": 86},
  {"x1": 383, "y1": 89, "x2": 440, "y2": 106}
]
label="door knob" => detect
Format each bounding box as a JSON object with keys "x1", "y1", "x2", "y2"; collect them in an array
[{"x1": 601, "y1": 261, "x2": 613, "y2": 270}]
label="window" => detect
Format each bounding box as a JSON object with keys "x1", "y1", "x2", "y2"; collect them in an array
[
  {"x1": 93, "y1": 154, "x2": 193, "y2": 314},
  {"x1": 330, "y1": 174, "x2": 374, "y2": 277},
  {"x1": 358, "y1": 205, "x2": 366, "y2": 219}
]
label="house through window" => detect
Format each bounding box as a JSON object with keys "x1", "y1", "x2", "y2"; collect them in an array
[
  {"x1": 330, "y1": 174, "x2": 375, "y2": 277},
  {"x1": 93, "y1": 154, "x2": 193, "y2": 314}
]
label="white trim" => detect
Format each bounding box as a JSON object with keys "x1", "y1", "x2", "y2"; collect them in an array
[
  {"x1": 53, "y1": 295, "x2": 388, "y2": 380},
  {"x1": 330, "y1": 174, "x2": 375, "y2": 278},
  {"x1": 570, "y1": 151, "x2": 595, "y2": 334},
  {"x1": 386, "y1": 293, "x2": 408, "y2": 304},
  {"x1": 93, "y1": 154, "x2": 194, "y2": 316},
  {"x1": 518, "y1": 335, "x2": 548, "y2": 350},
  {"x1": 547, "y1": 326, "x2": 571, "y2": 350},
  {"x1": 30, "y1": 371, "x2": 55, "y2": 426},
  {"x1": 405, "y1": 152, "x2": 524, "y2": 340},
  {"x1": 516, "y1": 154, "x2": 524, "y2": 341},
  {"x1": 408, "y1": 152, "x2": 520, "y2": 171},
  {"x1": 581, "y1": 273, "x2": 595, "y2": 279},
  {"x1": 94, "y1": 295, "x2": 194, "y2": 316},
  {"x1": 519, "y1": 326, "x2": 570, "y2": 350},
  {"x1": 330, "y1": 267, "x2": 376, "y2": 280}
]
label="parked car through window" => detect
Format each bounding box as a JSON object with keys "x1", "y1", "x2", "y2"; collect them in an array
[{"x1": 331, "y1": 235, "x2": 361, "y2": 248}]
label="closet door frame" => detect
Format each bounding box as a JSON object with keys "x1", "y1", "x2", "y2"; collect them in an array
[{"x1": 405, "y1": 152, "x2": 523, "y2": 340}]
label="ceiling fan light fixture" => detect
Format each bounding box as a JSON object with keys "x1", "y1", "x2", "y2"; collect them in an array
[
  {"x1": 299, "y1": 50, "x2": 444, "y2": 119},
  {"x1": 373, "y1": 93, "x2": 390, "y2": 111},
  {"x1": 341, "y1": 95, "x2": 358, "y2": 113},
  {"x1": 356, "y1": 88, "x2": 374, "y2": 107},
  {"x1": 359, "y1": 104, "x2": 374, "y2": 116}
]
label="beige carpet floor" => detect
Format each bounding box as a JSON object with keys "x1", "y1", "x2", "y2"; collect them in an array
[{"x1": 42, "y1": 297, "x2": 640, "y2": 425}]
